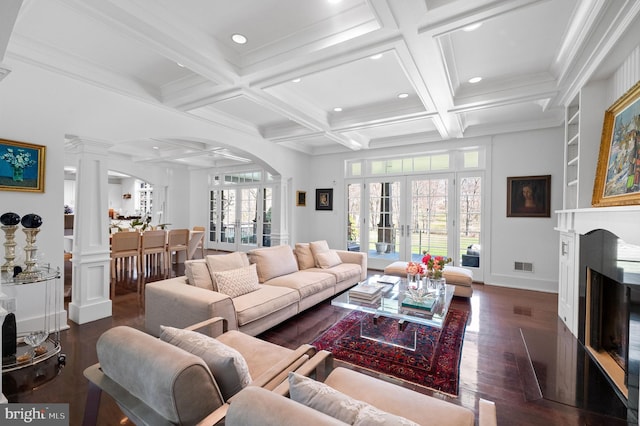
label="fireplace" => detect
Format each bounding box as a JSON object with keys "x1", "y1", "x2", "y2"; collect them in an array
[{"x1": 578, "y1": 228, "x2": 640, "y2": 421}]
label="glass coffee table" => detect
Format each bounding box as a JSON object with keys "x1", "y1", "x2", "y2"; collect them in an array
[{"x1": 331, "y1": 275, "x2": 455, "y2": 350}]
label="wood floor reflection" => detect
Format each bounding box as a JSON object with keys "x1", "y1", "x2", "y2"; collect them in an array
[{"x1": 3, "y1": 257, "x2": 629, "y2": 426}]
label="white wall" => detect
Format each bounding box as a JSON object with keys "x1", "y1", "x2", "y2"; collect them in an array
[{"x1": 488, "y1": 127, "x2": 564, "y2": 292}]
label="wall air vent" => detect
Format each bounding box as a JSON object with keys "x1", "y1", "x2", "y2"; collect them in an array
[{"x1": 514, "y1": 262, "x2": 533, "y2": 272}]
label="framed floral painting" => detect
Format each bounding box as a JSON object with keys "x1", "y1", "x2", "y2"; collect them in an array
[
  {"x1": 0, "y1": 139, "x2": 46, "y2": 192},
  {"x1": 592, "y1": 80, "x2": 640, "y2": 207}
]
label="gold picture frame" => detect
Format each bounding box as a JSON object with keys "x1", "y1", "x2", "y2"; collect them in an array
[
  {"x1": 0, "y1": 139, "x2": 46, "y2": 193},
  {"x1": 592, "y1": 80, "x2": 640, "y2": 207},
  {"x1": 296, "y1": 191, "x2": 306, "y2": 206}
]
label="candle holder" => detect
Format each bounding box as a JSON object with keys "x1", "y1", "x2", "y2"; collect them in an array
[
  {"x1": 1, "y1": 212, "x2": 21, "y2": 272},
  {"x1": 17, "y1": 213, "x2": 44, "y2": 280},
  {"x1": 17, "y1": 227, "x2": 42, "y2": 280},
  {"x1": 1, "y1": 225, "x2": 18, "y2": 272}
]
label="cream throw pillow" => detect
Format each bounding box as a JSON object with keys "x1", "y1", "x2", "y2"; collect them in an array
[
  {"x1": 309, "y1": 240, "x2": 331, "y2": 268},
  {"x1": 248, "y1": 245, "x2": 299, "y2": 283},
  {"x1": 160, "y1": 326, "x2": 252, "y2": 401},
  {"x1": 205, "y1": 252, "x2": 250, "y2": 291},
  {"x1": 185, "y1": 259, "x2": 214, "y2": 291},
  {"x1": 212, "y1": 264, "x2": 261, "y2": 298},
  {"x1": 288, "y1": 372, "x2": 418, "y2": 426},
  {"x1": 295, "y1": 243, "x2": 316, "y2": 270},
  {"x1": 315, "y1": 250, "x2": 342, "y2": 269}
]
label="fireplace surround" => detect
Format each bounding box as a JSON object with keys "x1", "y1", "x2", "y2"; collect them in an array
[{"x1": 556, "y1": 206, "x2": 640, "y2": 423}]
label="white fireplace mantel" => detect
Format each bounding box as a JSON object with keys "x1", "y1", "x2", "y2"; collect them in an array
[{"x1": 556, "y1": 206, "x2": 640, "y2": 246}]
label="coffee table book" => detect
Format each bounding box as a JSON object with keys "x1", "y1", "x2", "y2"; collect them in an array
[{"x1": 401, "y1": 296, "x2": 436, "y2": 311}]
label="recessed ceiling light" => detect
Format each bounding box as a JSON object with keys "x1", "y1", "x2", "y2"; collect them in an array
[
  {"x1": 153, "y1": 146, "x2": 160, "y2": 150},
  {"x1": 462, "y1": 22, "x2": 482, "y2": 32},
  {"x1": 333, "y1": 107, "x2": 343, "y2": 112},
  {"x1": 370, "y1": 53, "x2": 383, "y2": 60},
  {"x1": 397, "y1": 93, "x2": 409, "y2": 99},
  {"x1": 176, "y1": 62, "x2": 185, "y2": 67},
  {"x1": 292, "y1": 78, "x2": 301, "y2": 83},
  {"x1": 468, "y1": 77, "x2": 482, "y2": 84},
  {"x1": 231, "y1": 33, "x2": 247, "y2": 44}
]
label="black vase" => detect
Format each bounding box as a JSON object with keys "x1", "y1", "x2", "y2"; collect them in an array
[
  {"x1": 21, "y1": 213, "x2": 42, "y2": 228},
  {"x1": 0, "y1": 212, "x2": 20, "y2": 226},
  {"x1": 2, "y1": 313, "x2": 17, "y2": 358}
]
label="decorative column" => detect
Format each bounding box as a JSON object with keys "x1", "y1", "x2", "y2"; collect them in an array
[
  {"x1": 66, "y1": 137, "x2": 113, "y2": 324},
  {"x1": 269, "y1": 177, "x2": 290, "y2": 246}
]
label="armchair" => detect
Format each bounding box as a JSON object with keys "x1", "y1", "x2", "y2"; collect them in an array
[{"x1": 82, "y1": 317, "x2": 317, "y2": 426}]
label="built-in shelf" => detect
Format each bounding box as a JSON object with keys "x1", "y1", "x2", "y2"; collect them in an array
[{"x1": 564, "y1": 93, "x2": 581, "y2": 210}]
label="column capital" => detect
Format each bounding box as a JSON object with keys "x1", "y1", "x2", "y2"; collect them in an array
[{"x1": 65, "y1": 135, "x2": 113, "y2": 155}]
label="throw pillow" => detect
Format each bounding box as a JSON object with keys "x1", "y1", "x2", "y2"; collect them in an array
[
  {"x1": 185, "y1": 259, "x2": 214, "y2": 291},
  {"x1": 353, "y1": 405, "x2": 420, "y2": 426},
  {"x1": 212, "y1": 264, "x2": 261, "y2": 298},
  {"x1": 248, "y1": 245, "x2": 299, "y2": 283},
  {"x1": 309, "y1": 240, "x2": 331, "y2": 267},
  {"x1": 315, "y1": 250, "x2": 342, "y2": 269},
  {"x1": 160, "y1": 326, "x2": 252, "y2": 401},
  {"x1": 288, "y1": 372, "x2": 364, "y2": 424},
  {"x1": 205, "y1": 252, "x2": 250, "y2": 291},
  {"x1": 294, "y1": 243, "x2": 316, "y2": 270}
]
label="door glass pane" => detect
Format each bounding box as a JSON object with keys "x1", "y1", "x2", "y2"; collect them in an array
[
  {"x1": 411, "y1": 178, "x2": 448, "y2": 259},
  {"x1": 239, "y1": 188, "x2": 257, "y2": 246},
  {"x1": 262, "y1": 187, "x2": 272, "y2": 247},
  {"x1": 347, "y1": 183, "x2": 361, "y2": 252},
  {"x1": 368, "y1": 181, "x2": 400, "y2": 259},
  {"x1": 459, "y1": 176, "x2": 481, "y2": 267},
  {"x1": 220, "y1": 189, "x2": 236, "y2": 243},
  {"x1": 209, "y1": 190, "x2": 217, "y2": 243}
]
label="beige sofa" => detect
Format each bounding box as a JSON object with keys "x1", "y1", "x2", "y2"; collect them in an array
[
  {"x1": 226, "y1": 367, "x2": 497, "y2": 426},
  {"x1": 146, "y1": 242, "x2": 367, "y2": 337}
]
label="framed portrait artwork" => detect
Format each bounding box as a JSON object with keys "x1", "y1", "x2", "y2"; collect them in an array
[
  {"x1": 315, "y1": 188, "x2": 333, "y2": 211},
  {"x1": 296, "y1": 191, "x2": 306, "y2": 206},
  {"x1": 592, "y1": 80, "x2": 640, "y2": 207},
  {"x1": 0, "y1": 139, "x2": 46, "y2": 193},
  {"x1": 507, "y1": 175, "x2": 551, "y2": 217}
]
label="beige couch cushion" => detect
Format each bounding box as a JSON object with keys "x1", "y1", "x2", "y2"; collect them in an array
[
  {"x1": 231, "y1": 285, "x2": 299, "y2": 328},
  {"x1": 308, "y1": 263, "x2": 361, "y2": 284},
  {"x1": 160, "y1": 326, "x2": 251, "y2": 401},
  {"x1": 294, "y1": 243, "x2": 316, "y2": 270},
  {"x1": 265, "y1": 270, "x2": 335, "y2": 299},
  {"x1": 185, "y1": 259, "x2": 214, "y2": 291},
  {"x1": 325, "y1": 367, "x2": 474, "y2": 426},
  {"x1": 213, "y1": 264, "x2": 261, "y2": 298},
  {"x1": 206, "y1": 252, "x2": 250, "y2": 291},
  {"x1": 249, "y1": 245, "x2": 299, "y2": 283}
]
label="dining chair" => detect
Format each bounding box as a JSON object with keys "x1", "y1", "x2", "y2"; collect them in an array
[
  {"x1": 110, "y1": 231, "x2": 141, "y2": 296},
  {"x1": 140, "y1": 230, "x2": 167, "y2": 275},
  {"x1": 192, "y1": 226, "x2": 206, "y2": 259},
  {"x1": 166, "y1": 229, "x2": 189, "y2": 271}
]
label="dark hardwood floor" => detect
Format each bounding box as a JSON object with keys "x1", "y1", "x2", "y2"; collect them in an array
[{"x1": 3, "y1": 255, "x2": 630, "y2": 426}]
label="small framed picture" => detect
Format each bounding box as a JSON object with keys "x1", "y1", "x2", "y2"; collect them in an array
[
  {"x1": 296, "y1": 191, "x2": 306, "y2": 206},
  {"x1": 316, "y1": 188, "x2": 333, "y2": 211},
  {"x1": 0, "y1": 139, "x2": 46, "y2": 193},
  {"x1": 507, "y1": 175, "x2": 551, "y2": 217}
]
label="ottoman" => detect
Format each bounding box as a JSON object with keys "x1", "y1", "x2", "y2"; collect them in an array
[{"x1": 383, "y1": 261, "x2": 473, "y2": 297}]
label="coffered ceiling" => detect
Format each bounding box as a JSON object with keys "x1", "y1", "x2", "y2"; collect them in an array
[{"x1": 3, "y1": 0, "x2": 639, "y2": 169}]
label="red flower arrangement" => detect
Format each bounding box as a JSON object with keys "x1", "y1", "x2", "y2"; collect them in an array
[{"x1": 421, "y1": 251, "x2": 452, "y2": 280}]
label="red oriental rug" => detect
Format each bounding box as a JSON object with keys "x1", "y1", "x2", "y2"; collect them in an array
[{"x1": 311, "y1": 308, "x2": 469, "y2": 396}]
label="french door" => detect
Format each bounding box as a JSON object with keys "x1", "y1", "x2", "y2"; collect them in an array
[
  {"x1": 349, "y1": 173, "x2": 482, "y2": 279},
  {"x1": 209, "y1": 186, "x2": 272, "y2": 252}
]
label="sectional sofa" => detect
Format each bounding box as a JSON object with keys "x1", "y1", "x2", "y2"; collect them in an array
[{"x1": 145, "y1": 241, "x2": 367, "y2": 337}]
